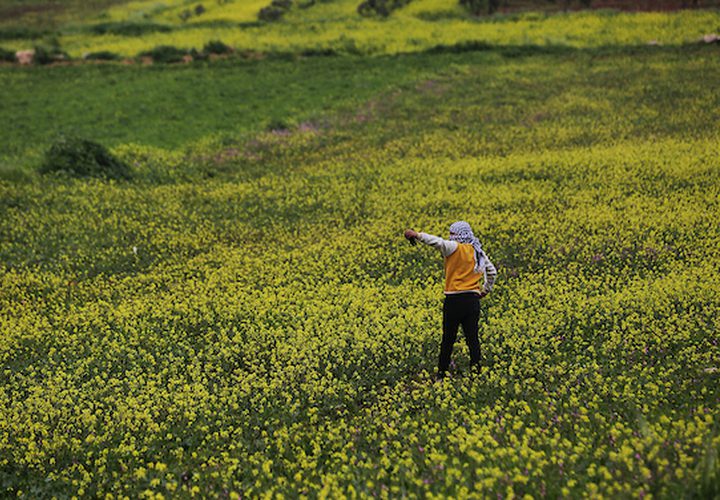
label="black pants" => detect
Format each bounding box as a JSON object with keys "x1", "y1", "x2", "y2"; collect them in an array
[{"x1": 439, "y1": 293, "x2": 481, "y2": 376}]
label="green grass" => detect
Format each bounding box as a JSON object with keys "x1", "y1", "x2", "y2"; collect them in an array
[
  {"x1": 0, "y1": 53, "x2": 451, "y2": 168},
  {"x1": 2, "y1": 44, "x2": 719, "y2": 172}
]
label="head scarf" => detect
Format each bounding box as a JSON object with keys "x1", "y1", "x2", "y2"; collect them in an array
[{"x1": 449, "y1": 221, "x2": 485, "y2": 274}]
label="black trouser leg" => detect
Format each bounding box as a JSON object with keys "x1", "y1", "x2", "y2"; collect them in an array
[
  {"x1": 461, "y1": 297, "x2": 481, "y2": 368},
  {"x1": 439, "y1": 298, "x2": 462, "y2": 377},
  {"x1": 439, "y1": 294, "x2": 481, "y2": 377}
]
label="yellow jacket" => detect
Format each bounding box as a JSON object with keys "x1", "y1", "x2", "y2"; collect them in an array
[{"x1": 417, "y1": 232, "x2": 497, "y2": 295}]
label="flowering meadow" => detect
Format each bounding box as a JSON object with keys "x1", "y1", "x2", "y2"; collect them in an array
[
  {"x1": 2, "y1": 3, "x2": 720, "y2": 498},
  {"x1": 2, "y1": 0, "x2": 720, "y2": 58}
]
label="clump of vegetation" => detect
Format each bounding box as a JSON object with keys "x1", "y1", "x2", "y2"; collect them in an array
[
  {"x1": 83, "y1": 51, "x2": 121, "y2": 61},
  {"x1": 38, "y1": 136, "x2": 132, "y2": 180},
  {"x1": 301, "y1": 47, "x2": 337, "y2": 56},
  {"x1": 179, "y1": 4, "x2": 207, "y2": 21},
  {"x1": 265, "y1": 118, "x2": 293, "y2": 131},
  {"x1": 259, "y1": 0, "x2": 293, "y2": 21},
  {"x1": 203, "y1": 40, "x2": 232, "y2": 55},
  {"x1": 33, "y1": 45, "x2": 70, "y2": 65},
  {"x1": 89, "y1": 22, "x2": 172, "y2": 36},
  {"x1": 138, "y1": 45, "x2": 189, "y2": 63},
  {"x1": 357, "y1": 0, "x2": 412, "y2": 17},
  {"x1": 459, "y1": 0, "x2": 501, "y2": 16},
  {"x1": 0, "y1": 47, "x2": 16, "y2": 62},
  {"x1": 426, "y1": 40, "x2": 493, "y2": 53}
]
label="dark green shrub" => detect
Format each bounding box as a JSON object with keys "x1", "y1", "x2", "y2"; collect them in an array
[
  {"x1": 459, "y1": 0, "x2": 500, "y2": 15},
  {"x1": 258, "y1": 5, "x2": 284, "y2": 20},
  {"x1": 0, "y1": 47, "x2": 16, "y2": 62},
  {"x1": 266, "y1": 118, "x2": 291, "y2": 131},
  {"x1": 301, "y1": 47, "x2": 337, "y2": 56},
  {"x1": 426, "y1": 40, "x2": 493, "y2": 54},
  {"x1": 89, "y1": 22, "x2": 172, "y2": 36},
  {"x1": 189, "y1": 48, "x2": 207, "y2": 61},
  {"x1": 39, "y1": 136, "x2": 132, "y2": 180},
  {"x1": 178, "y1": 4, "x2": 206, "y2": 20},
  {"x1": 415, "y1": 9, "x2": 463, "y2": 21},
  {"x1": 139, "y1": 45, "x2": 188, "y2": 63},
  {"x1": 259, "y1": 0, "x2": 293, "y2": 21},
  {"x1": 357, "y1": 0, "x2": 412, "y2": 17},
  {"x1": 83, "y1": 51, "x2": 121, "y2": 61},
  {"x1": 33, "y1": 45, "x2": 70, "y2": 65},
  {"x1": 203, "y1": 40, "x2": 232, "y2": 55}
]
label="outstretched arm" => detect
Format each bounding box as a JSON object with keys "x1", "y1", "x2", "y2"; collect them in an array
[{"x1": 404, "y1": 229, "x2": 458, "y2": 258}]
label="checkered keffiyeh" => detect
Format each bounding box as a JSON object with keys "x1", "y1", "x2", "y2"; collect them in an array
[{"x1": 449, "y1": 221, "x2": 485, "y2": 274}]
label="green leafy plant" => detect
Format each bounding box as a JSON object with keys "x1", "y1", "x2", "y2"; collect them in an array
[
  {"x1": 259, "y1": 0, "x2": 293, "y2": 21},
  {"x1": 83, "y1": 51, "x2": 121, "y2": 61},
  {"x1": 203, "y1": 40, "x2": 232, "y2": 55},
  {"x1": 33, "y1": 45, "x2": 70, "y2": 65},
  {"x1": 138, "y1": 45, "x2": 189, "y2": 63},
  {"x1": 459, "y1": 0, "x2": 501, "y2": 16},
  {"x1": 357, "y1": 0, "x2": 412, "y2": 17},
  {"x1": 38, "y1": 136, "x2": 132, "y2": 180},
  {"x1": 0, "y1": 47, "x2": 16, "y2": 62}
]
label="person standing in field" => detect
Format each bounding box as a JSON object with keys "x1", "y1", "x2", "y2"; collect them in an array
[{"x1": 404, "y1": 221, "x2": 497, "y2": 379}]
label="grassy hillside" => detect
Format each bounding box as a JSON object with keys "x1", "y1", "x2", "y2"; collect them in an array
[
  {"x1": 0, "y1": 54, "x2": 446, "y2": 168},
  {"x1": 1, "y1": 4, "x2": 719, "y2": 499},
  {"x1": 2, "y1": 44, "x2": 718, "y2": 171}
]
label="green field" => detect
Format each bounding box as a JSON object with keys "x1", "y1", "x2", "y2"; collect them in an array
[{"x1": 1, "y1": 1, "x2": 720, "y2": 498}]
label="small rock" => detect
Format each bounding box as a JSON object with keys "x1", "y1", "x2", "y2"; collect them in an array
[{"x1": 16, "y1": 49, "x2": 34, "y2": 65}]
